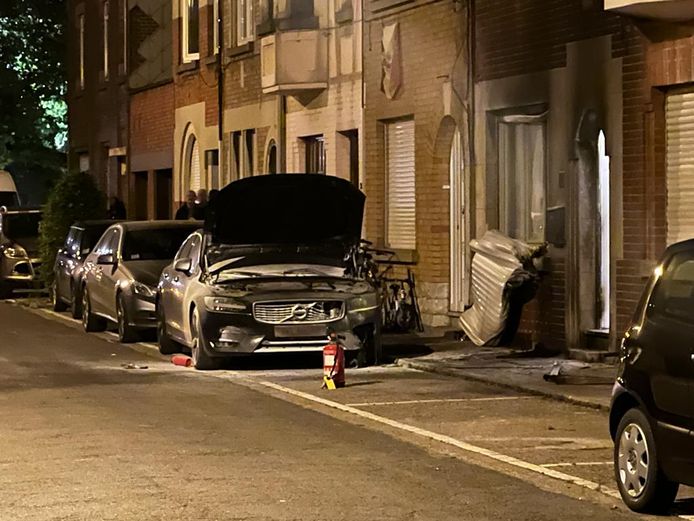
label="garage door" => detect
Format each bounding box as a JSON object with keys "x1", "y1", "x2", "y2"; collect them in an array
[{"x1": 666, "y1": 91, "x2": 694, "y2": 244}]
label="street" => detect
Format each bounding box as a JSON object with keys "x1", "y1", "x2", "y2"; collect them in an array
[{"x1": 0, "y1": 301, "x2": 691, "y2": 520}]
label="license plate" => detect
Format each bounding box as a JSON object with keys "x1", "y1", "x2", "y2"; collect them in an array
[{"x1": 275, "y1": 325, "x2": 327, "y2": 338}]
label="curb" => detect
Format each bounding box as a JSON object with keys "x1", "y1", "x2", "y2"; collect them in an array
[{"x1": 396, "y1": 358, "x2": 610, "y2": 413}]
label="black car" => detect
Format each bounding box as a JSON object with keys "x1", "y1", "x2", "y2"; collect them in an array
[
  {"x1": 610, "y1": 239, "x2": 694, "y2": 513},
  {"x1": 52, "y1": 220, "x2": 117, "y2": 318},
  {"x1": 156, "y1": 174, "x2": 382, "y2": 370}
]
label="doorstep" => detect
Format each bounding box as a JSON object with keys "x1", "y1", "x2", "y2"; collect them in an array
[{"x1": 391, "y1": 342, "x2": 617, "y2": 412}]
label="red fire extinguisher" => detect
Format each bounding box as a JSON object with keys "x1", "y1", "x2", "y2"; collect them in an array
[{"x1": 322, "y1": 330, "x2": 345, "y2": 389}]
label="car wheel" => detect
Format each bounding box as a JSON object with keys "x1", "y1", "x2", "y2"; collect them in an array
[
  {"x1": 157, "y1": 305, "x2": 179, "y2": 355},
  {"x1": 116, "y1": 294, "x2": 139, "y2": 343},
  {"x1": 357, "y1": 325, "x2": 382, "y2": 367},
  {"x1": 82, "y1": 288, "x2": 106, "y2": 332},
  {"x1": 614, "y1": 408, "x2": 679, "y2": 513},
  {"x1": 190, "y1": 308, "x2": 219, "y2": 370},
  {"x1": 51, "y1": 280, "x2": 68, "y2": 312}
]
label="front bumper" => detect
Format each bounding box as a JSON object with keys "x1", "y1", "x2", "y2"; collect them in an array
[
  {"x1": 123, "y1": 293, "x2": 157, "y2": 329},
  {"x1": 198, "y1": 305, "x2": 379, "y2": 357},
  {"x1": 1, "y1": 257, "x2": 42, "y2": 291}
]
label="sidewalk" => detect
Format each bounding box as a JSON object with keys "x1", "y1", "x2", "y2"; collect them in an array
[{"x1": 388, "y1": 338, "x2": 617, "y2": 412}]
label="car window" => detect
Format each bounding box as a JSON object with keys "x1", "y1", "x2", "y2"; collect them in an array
[
  {"x1": 649, "y1": 251, "x2": 694, "y2": 323},
  {"x1": 108, "y1": 229, "x2": 122, "y2": 256},
  {"x1": 92, "y1": 230, "x2": 112, "y2": 256},
  {"x1": 122, "y1": 227, "x2": 194, "y2": 262},
  {"x1": 94, "y1": 229, "x2": 119, "y2": 256},
  {"x1": 174, "y1": 235, "x2": 195, "y2": 262},
  {"x1": 189, "y1": 234, "x2": 202, "y2": 270},
  {"x1": 66, "y1": 228, "x2": 84, "y2": 258}
]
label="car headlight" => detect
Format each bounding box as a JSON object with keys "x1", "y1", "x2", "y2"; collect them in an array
[
  {"x1": 204, "y1": 296, "x2": 247, "y2": 313},
  {"x1": 132, "y1": 281, "x2": 155, "y2": 298},
  {"x1": 5, "y1": 245, "x2": 27, "y2": 259},
  {"x1": 349, "y1": 293, "x2": 379, "y2": 313}
]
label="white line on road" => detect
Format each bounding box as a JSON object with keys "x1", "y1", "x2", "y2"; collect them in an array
[
  {"x1": 346, "y1": 396, "x2": 528, "y2": 407},
  {"x1": 541, "y1": 462, "x2": 613, "y2": 468},
  {"x1": 256, "y1": 380, "x2": 622, "y2": 499}
]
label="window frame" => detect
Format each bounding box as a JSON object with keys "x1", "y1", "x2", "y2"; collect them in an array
[
  {"x1": 103, "y1": 1, "x2": 110, "y2": 79},
  {"x1": 303, "y1": 135, "x2": 326, "y2": 175},
  {"x1": 236, "y1": 0, "x2": 255, "y2": 46},
  {"x1": 384, "y1": 118, "x2": 416, "y2": 251},
  {"x1": 79, "y1": 13, "x2": 86, "y2": 89},
  {"x1": 182, "y1": 0, "x2": 201, "y2": 63}
]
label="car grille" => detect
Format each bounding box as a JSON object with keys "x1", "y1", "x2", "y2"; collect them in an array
[
  {"x1": 253, "y1": 301, "x2": 345, "y2": 325},
  {"x1": 12, "y1": 261, "x2": 40, "y2": 276}
]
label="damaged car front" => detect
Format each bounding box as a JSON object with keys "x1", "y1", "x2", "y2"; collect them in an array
[{"x1": 156, "y1": 174, "x2": 382, "y2": 370}]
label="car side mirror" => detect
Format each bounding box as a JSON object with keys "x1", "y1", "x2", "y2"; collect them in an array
[
  {"x1": 174, "y1": 258, "x2": 192, "y2": 274},
  {"x1": 97, "y1": 253, "x2": 116, "y2": 265}
]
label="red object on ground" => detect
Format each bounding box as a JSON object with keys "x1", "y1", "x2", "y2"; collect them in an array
[
  {"x1": 323, "y1": 336, "x2": 345, "y2": 388},
  {"x1": 171, "y1": 355, "x2": 192, "y2": 367}
]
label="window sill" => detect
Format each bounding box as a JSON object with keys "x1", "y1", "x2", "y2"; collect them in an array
[
  {"x1": 203, "y1": 54, "x2": 219, "y2": 67},
  {"x1": 378, "y1": 248, "x2": 418, "y2": 265},
  {"x1": 178, "y1": 60, "x2": 199, "y2": 75},
  {"x1": 227, "y1": 42, "x2": 254, "y2": 58}
]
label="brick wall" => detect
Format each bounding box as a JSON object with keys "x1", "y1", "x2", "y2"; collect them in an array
[{"x1": 130, "y1": 82, "x2": 174, "y2": 157}]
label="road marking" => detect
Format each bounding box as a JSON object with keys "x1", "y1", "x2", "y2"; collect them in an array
[
  {"x1": 346, "y1": 396, "x2": 527, "y2": 407},
  {"x1": 541, "y1": 462, "x2": 613, "y2": 468},
  {"x1": 256, "y1": 380, "x2": 621, "y2": 499}
]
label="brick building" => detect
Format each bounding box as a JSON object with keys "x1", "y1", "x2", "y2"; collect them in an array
[
  {"x1": 362, "y1": 0, "x2": 469, "y2": 327},
  {"x1": 67, "y1": 0, "x2": 129, "y2": 198}
]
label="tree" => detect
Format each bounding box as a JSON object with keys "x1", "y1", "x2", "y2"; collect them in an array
[
  {"x1": 0, "y1": 0, "x2": 66, "y2": 169},
  {"x1": 39, "y1": 171, "x2": 106, "y2": 287}
]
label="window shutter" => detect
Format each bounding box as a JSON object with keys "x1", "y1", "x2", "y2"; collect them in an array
[
  {"x1": 386, "y1": 119, "x2": 416, "y2": 250},
  {"x1": 666, "y1": 92, "x2": 694, "y2": 245},
  {"x1": 190, "y1": 138, "x2": 201, "y2": 191}
]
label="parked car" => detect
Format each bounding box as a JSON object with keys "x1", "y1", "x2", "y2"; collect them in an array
[
  {"x1": 81, "y1": 220, "x2": 200, "y2": 342},
  {"x1": 0, "y1": 208, "x2": 42, "y2": 298},
  {"x1": 156, "y1": 174, "x2": 381, "y2": 370},
  {"x1": 0, "y1": 170, "x2": 20, "y2": 208},
  {"x1": 610, "y1": 239, "x2": 694, "y2": 513},
  {"x1": 52, "y1": 220, "x2": 118, "y2": 318}
]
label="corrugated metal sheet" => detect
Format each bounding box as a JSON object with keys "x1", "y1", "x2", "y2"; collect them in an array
[
  {"x1": 458, "y1": 231, "x2": 535, "y2": 346},
  {"x1": 666, "y1": 91, "x2": 694, "y2": 244}
]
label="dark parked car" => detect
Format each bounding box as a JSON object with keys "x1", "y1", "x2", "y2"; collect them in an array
[
  {"x1": 610, "y1": 240, "x2": 694, "y2": 513},
  {"x1": 0, "y1": 208, "x2": 42, "y2": 298},
  {"x1": 156, "y1": 174, "x2": 381, "y2": 370},
  {"x1": 52, "y1": 220, "x2": 118, "y2": 318},
  {"x1": 81, "y1": 220, "x2": 200, "y2": 342}
]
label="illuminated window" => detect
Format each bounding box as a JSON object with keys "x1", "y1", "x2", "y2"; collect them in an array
[
  {"x1": 103, "y1": 1, "x2": 110, "y2": 79},
  {"x1": 79, "y1": 14, "x2": 85, "y2": 89}
]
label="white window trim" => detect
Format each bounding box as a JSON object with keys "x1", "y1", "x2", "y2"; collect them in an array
[
  {"x1": 79, "y1": 14, "x2": 85, "y2": 89},
  {"x1": 103, "y1": 1, "x2": 110, "y2": 79},
  {"x1": 236, "y1": 0, "x2": 254, "y2": 46},
  {"x1": 213, "y1": 0, "x2": 220, "y2": 54},
  {"x1": 182, "y1": 0, "x2": 200, "y2": 63}
]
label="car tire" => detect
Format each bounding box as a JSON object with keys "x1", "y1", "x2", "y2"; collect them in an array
[
  {"x1": 157, "y1": 305, "x2": 179, "y2": 355},
  {"x1": 51, "y1": 281, "x2": 68, "y2": 312},
  {"x1": 116, "y1": 293, "x2": 140, "y2": 343},
  {"x1": 614, "y1": 408, "x2": 679, "y2": 514},
  {"x1": 82, "y1": 288, "x2": 106, "y2": 333},
  {"x1": 190, "y1": 308, "x2": 219, "y2": 370},
  {"x1": 357, "y1": 325, "x2": 382, "y2": 367},
  {"x1": 70, "y1": 282, "x2": 83, "y2": 320}
]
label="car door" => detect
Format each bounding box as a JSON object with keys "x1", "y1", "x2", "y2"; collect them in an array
[
  {"x1": 161, "y1": 234, "x2": 195, "y2": 343},
  {"x1": 637, "y1": 248, "x2": 694, "y2": 472},
  {"x1": 55, "y1": 227, "x2": 77, "y2": 299},
  {"x1": 92, "y1": 228, "x2": 120, "y2": 317}
]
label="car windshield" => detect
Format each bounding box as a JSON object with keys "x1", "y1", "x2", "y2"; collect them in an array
[
  {"x1": 2, "y1": 213, "x2": 41, "y2": 241},
  {"x1": 122, "y1": 227, "x2": 195, "y2": 261},
  {"x1": 0, "y1": 192, "x2": 19, "y2": 207}
]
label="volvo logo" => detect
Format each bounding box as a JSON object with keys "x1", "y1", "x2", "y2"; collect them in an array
[{"x1": 291, "y1": 304, "x2": 309, "y2": 321}]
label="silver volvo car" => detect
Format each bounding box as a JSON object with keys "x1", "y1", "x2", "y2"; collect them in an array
[
  {"x1": 81, "y1": 220, "x2": 200, "y2": 342},
  {"x1": 156, "y1": 174, "x2": 382, "y2": 370}
]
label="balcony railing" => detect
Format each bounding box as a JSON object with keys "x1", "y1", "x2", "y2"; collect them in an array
[
  {"x1": 260, "y1": 29, "x2": 328, "y2": 95},
  {"x1": 605, "y1": 0, "x2": 694, "y2": 22}
]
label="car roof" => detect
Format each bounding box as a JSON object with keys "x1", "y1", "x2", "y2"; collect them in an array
[
  {"x1": 115, "y1": 220, "x2": 202, "y2": 232},
  {"x1": 72, "y1": 219, "x2": 119, "y2": 229},
  {"x1": 664, "y1": 238, "x2": 694, "y2": 257}
]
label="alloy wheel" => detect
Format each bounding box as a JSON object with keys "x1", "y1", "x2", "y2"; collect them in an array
[
  {"x1": 190, "y1": 311, "x2": 200, "y2": 366},
  {"x1": 117, "y1": 298, "x2": 125, "y2": 339},
  {"x1": 618, "y1": 423, "x2": 650, "y2": 498}
]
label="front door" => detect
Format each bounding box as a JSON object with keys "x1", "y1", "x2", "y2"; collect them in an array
[{"x1": 449, "y1": 128, "x2": 467, "y2": 312}]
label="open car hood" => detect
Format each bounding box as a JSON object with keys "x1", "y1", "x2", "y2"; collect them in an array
[{"x1": 205, "y1": 174, "x2": 365, "y2": 247}]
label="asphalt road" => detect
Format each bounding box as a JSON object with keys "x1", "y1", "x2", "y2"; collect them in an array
[{"x1": 0, "y1": 302, "x2": 688, "y2": 520}]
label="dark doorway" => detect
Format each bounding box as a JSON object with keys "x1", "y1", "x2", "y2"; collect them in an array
[
  {"x1": 342, "y1": 129, "x2": 359, "y2": 187},
  {"x1": 303, "y1": 135, "x2": 325, "y2": 174},
  {"x1": 134, "y1": 171, "x2": 148, "y2": 220},
  {"x1": 267, "y1": 141, "x2": 278, "y2": 174},
  {"x1": 156, "y1": 169, "x2": 173, "y2": 220}
]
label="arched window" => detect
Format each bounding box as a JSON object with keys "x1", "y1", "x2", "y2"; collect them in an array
[
  {"x1": 185, "y1": 133, "x2": 201, "y2": 192},
  {"x1": 597, "y1": 130, "x2": 610, "y2": 330},
  {"x1": 267, "y1": 140, "x2": 278, "y2": 174}
]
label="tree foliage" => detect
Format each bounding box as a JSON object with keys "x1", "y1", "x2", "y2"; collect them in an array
[
  {"x1": 0, "y1": 0, "x2": 66, "y2": 167},
  {"x1": 39, "y1": 171, "x2": 106, "y2": 286}
]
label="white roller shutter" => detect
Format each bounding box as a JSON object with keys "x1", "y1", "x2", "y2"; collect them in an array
[
  {"x1": 666, "y1": 92, "x2": 694, "y2": 244},
  {"x1": 189, "y1": 138, "x2": 201, "y2": 191},
  {"x1": 386, "y1": 119, "x2": 416, "y2": 250}
]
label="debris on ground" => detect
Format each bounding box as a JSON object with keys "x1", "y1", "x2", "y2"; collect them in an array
[
  {"x1": 121, "y1": 363, "x2": 148, "y2": 370},
  {"x1": 171, "y1": 355, "x2": 193, "y2": 367}
]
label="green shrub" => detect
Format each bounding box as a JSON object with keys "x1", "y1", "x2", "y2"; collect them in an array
[{"x1": 39, "y1": 170, "x2": 106, "y2": 287}]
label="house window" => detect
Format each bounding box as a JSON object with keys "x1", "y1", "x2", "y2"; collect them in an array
[
  {"x1": 79, "y1": 13, "x2": 85, "y2": 89},
  {"x1": 231, "y1": 129, "x2": 255, "y2": 178},
  {"x1": 303, "y1": 135, "x2": 325, "y2": 174},
  {"x1": 182, "y1": 0, "x2": 200, "y2": 62},
  {"x1": 103, "y1": 1, "x2": 110, "y2": 79},
  {"x1": 385, "y1": 119, "x2": 416, "y2": 250},
  {"x1": 498, "y1": 115, "x2": 546, "y2": 243},
  {"x1": 212, "y1": 0, "x2": 219, "y2": 54},
  {"x1": 236, "y1": 0, "x2": 254, "y2": 46}
]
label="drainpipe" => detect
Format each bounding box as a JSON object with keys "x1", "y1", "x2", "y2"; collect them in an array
[
  {"x1": 217, "y1": 0, "x2": 224, "y2": 181},
  {"x1": 279, "y1": 94, "x2": 287, "y2": 172}
]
